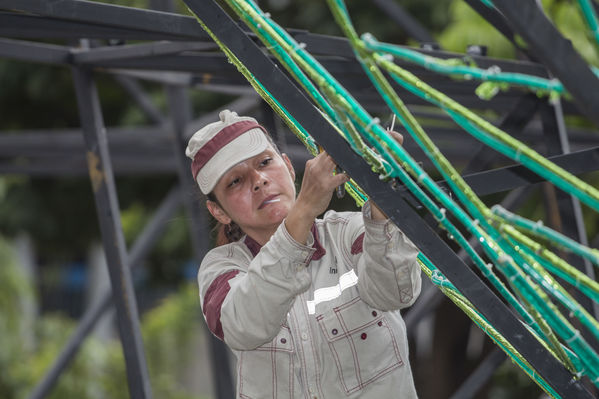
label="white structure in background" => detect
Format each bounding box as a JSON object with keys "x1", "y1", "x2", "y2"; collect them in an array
[
  {"x1": 86, "y1": 242, "x2": 115, "y2": 342},
  {"x1": 14, "y1": 233, "x2": 37, "y2": 349}
]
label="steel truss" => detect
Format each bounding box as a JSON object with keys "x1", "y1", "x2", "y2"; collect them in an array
[{"x1": 0, "y1": 0, "x2": 598, "y2": 398}]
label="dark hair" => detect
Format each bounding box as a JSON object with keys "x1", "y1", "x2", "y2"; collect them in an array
[
  {"x1": 206, "y1": 130, "x2": 282, "y2": 246},
  {"x1": 207, "y1": 192, "x2": 244, "y2": 246}
]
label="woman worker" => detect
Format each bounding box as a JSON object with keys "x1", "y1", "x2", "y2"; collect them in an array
[{"x1": 186, "y1": 109, "x2": 422, "y2": 398}]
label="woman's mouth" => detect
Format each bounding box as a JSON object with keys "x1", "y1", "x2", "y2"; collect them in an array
[{"x1": 259, "y1": 196, "x2": 280, "y2": 209}]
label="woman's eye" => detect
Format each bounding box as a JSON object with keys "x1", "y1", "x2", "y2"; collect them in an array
[
  {"x1": 227, "y1": 177, "x2": 240, "y2": 188},
  {"x1": 260, "y1": 158, "x2": 272, "y2": 167}
]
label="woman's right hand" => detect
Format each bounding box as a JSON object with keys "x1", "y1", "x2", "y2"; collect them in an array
[
  {"x1": 296, "y1": 152, "x2": 349, "y2": 218},
  {"x1": 285, "y1": 152, "x2": 348, "y2": 244}
]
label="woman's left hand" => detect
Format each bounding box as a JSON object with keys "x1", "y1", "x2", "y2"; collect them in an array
[{"x1": 370, "y1": 130, "x2": 404, "y2": 221}]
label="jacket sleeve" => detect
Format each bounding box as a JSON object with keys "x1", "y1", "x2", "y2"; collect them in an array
[
  {"x1": 198, "y1": 222, "x2": 315, "y2": 351},
  {"x1": 352, "y1": 201, "x2": 422, "y2": 310}
]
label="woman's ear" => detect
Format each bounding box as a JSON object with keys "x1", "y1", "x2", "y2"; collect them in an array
[
  {"x1": 206, "y1": 200, "x2": 232, "y2": 225},
  {"x1": 282, "y1": 153, "x2": 295, "y2": 181}
]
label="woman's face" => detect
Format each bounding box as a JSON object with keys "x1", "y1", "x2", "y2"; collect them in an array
[{"x1": 206, "y1": 145, "x2": 296, "y2": 243}]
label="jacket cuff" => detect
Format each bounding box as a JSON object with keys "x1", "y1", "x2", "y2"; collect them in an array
[
  {"x1": 273, "y1": 220, "x2": 317, "y2": 268},
  {"x1": 362, "y1": 200, "x2": 398, "y2": 240}
]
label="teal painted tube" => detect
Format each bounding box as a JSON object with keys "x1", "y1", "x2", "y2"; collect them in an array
[
  {"x1": 326, "y1": 0, "x2": 599, "y2": 383},
  {"x1": 362, "y1": 34, "x2": 564, "y2": 94},
  {"x1": 577, "y1": 0, "x2": 599, "y2": 48},
  {"x1": 492, "y1": 205, "x2": 599, "y2": 268},
  {"x1": 383, "y1": 68, "x2": 599, "y2": 212},
  {"x1": 220, "y1": 0, "x2": 599, "y2": 387}
]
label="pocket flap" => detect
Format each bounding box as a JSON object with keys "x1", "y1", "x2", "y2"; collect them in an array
[{"x1": 316, "y1": 297, "x2": 381, "y2": 341}]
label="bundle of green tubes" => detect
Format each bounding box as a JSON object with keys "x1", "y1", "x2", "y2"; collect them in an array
[{"x1": 188, "y1": 0, "x2": 599, "y2": 396}]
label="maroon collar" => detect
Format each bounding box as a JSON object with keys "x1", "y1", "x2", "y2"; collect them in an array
[{"x1": 244, "y1": 224, "x2": 326, "y2": 261}]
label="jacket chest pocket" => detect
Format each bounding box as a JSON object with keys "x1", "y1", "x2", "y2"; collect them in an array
[
  {"x1": 316, "y1": 297, "x2": 403, "y2": 395},
  {"x1": 238, "y1": 326, "x2": 295, "y2": 399}
]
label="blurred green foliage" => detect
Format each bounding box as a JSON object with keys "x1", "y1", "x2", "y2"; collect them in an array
[
  {"x1": 0, "y1": 237, "x2": 208, "y2": 398},
  {"x1": 439, "y1": 0, "x2": 599, "y2": 66},
  {"x1": 438, "y1": 2, "x2": 515, "y2": 58}
]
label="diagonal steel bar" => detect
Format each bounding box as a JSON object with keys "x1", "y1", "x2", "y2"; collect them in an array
[
  {"x1": 405, "y1": 186, "x2": 534, "y2": 330},
  {"x1": 371, "y1": 0, "x2": 435, "y2": 44},
  {"x1": 71, "y1": 66, "x2": 152, "y2": 399},
  {"x1": 462, "y1": 0, "x2": 534, "y2": 60},
  {"x1": 395, "y1": 145, "x2": 599, "y2": 206},
  {"x1": 449, "y1": 348, "x2": 507, "y2": 399},
  {"x1": 491, "y1": 0, "x2": 599, "y2": 127},
  {"x1": 184, "y1": 0, "x2": 593, "y2": 396},
  {"x1": 113, "y1": 75, "x2": 167, "y2": 125}
]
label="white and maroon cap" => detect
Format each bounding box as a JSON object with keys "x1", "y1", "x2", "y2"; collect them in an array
[{"x1": 185, "y1": 109, "x2": 270, "y2": 194}]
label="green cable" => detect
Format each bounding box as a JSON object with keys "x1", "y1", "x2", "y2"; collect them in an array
[
  {"x1": 576, "y1": 0, "x2": 599, "y2": 49},
  {"x1": 502, "y1": 233, "x2": 599, "y2": 343},
  {"x1": 418, "y1": 254, "x2": 561, "y2": 398},
  {"x1": 492, "y1": 205, "x2": 599, "y2": 268},
  {"x1": 376, "y1": 56, "x2": 599, "y2": 213},
  {"x1": 501, "y1": 225, "x2": 599, "y2": 303},
  {"x1": 187, "y1": 3, "x2": 373, "y2": 209},
  {"x1": 220, "y1": 4, "x2": 554, "y2": 376},
  {"x1": 193, "y1": 0, "x2": 599, "y2": 386},
  {"x1": 327, "y1": 0, "x2": 599, "y2": 380},
  {"x1": 326, "y1": 3, "x2": 584, "y2": 370},
  {"x1": 362, "y1": 33, "x2": 563, "y2": 98}
]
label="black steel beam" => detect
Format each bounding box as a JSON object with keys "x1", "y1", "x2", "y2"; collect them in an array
[
  {"x1": 185, "y1": 0, "x2": 592, "y2": 396},
  {"x1": 113, "y1": 75, "x2": 167, "y2": 125},
  {"x1": 1, "y1": 130, "x2": 598, "y2": 193},
  {"x1": 28, "y1": 186, "x2": 182, "y2": 399},
  {"x1": 0, "y1": 37, "x2": 70, "y2": 64},
  {"x1": 0, "y1": 1, "x2": 551, "y2": 80},
  {"x1": 71, "y1": 66, "x2": 152, "y2": 399},
  {"x1": 81, "y1": 50, "x2": 548, "y2": 80},
  {"x1": 0, "y1": 12, "x2": 180, "y2": 41},
  {"x1": 165, "y1": 85, "x2": 234, "y2": 399},
  {"x1": 372, "y1": 0, "x2": 436, "y2": 44},
  {"x1": 0, "y1": 126, "x2": 169, "y2": 157},
  {"x1": 462, "y1": 0, "x2": 533, "y2": 60},
  {"x1": 491, "y1": 0, "x2": 599, "y2": 127},
  {"x1": 0, "y1": 0, "x2": 208, "y2": 41},
  {"x1": 72, "y1": 41, "x2": 217, "y2": 64},
  {"x1": 28, "y1": 295, "x2": 113, "y2": 399},
  {"x1": 456, "y1": 145, "x2": 599, "y2": 196},
  {"x1": 0, "y1": 157, "x2": 176, "y2": 176}
]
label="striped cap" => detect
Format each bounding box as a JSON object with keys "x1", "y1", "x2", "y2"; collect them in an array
[{"x1": 185, "y1": 110, "x2": 269, "y2": 194}]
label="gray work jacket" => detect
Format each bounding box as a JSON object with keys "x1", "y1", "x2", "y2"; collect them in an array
[{"x1": 198, "y1": 202, "x2": 422, "y2": 398}]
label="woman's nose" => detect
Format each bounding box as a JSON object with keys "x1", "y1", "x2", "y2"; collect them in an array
[{"x1": 253, "y1": 173, "x2": 268, "y2": 191}]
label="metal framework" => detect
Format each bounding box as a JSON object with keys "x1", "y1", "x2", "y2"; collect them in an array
[{"x1": 0, "y1": 0, "x2": 598, "y2": 398}]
